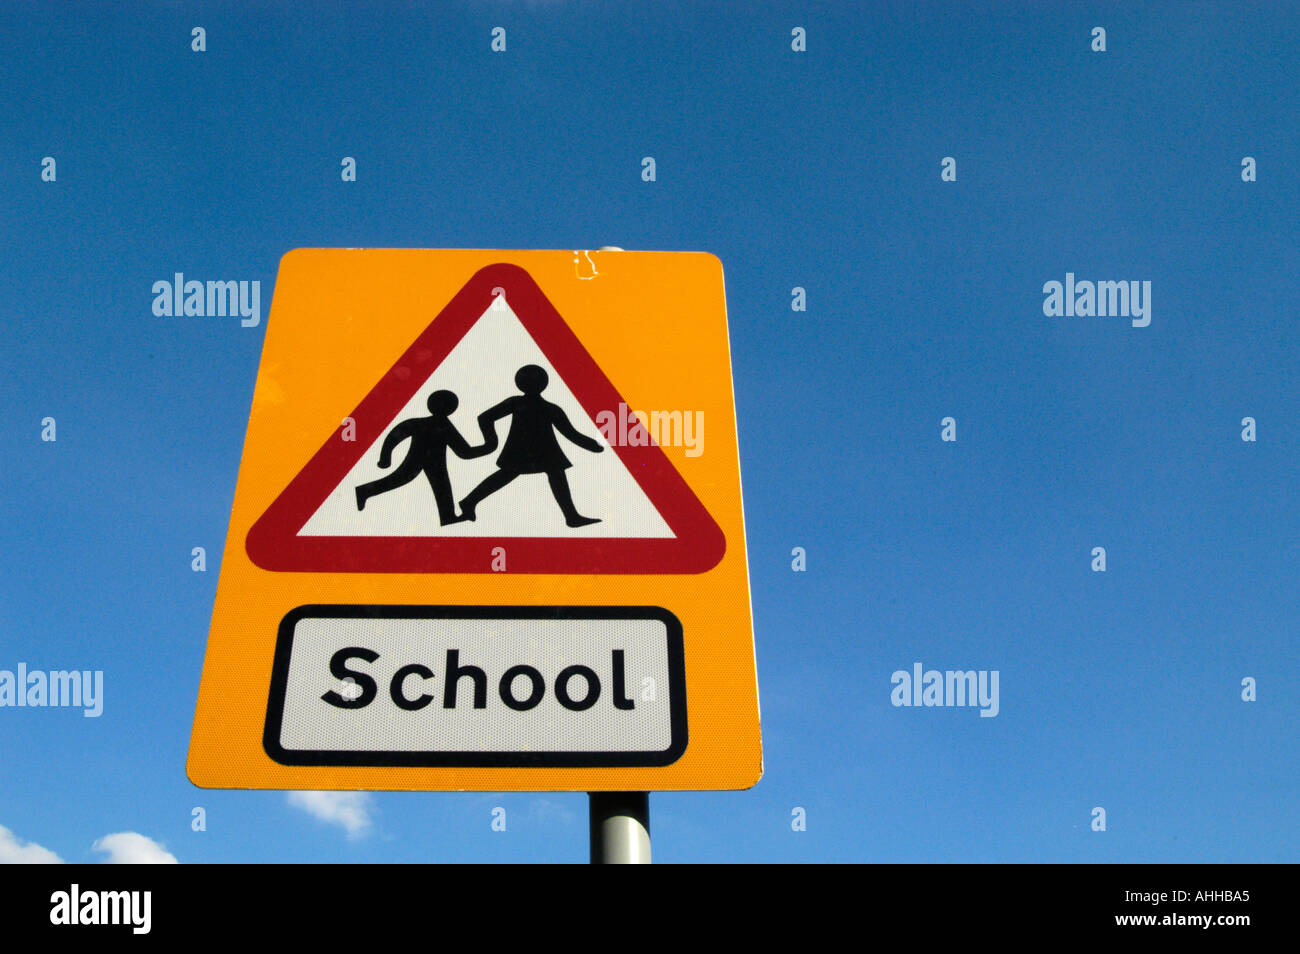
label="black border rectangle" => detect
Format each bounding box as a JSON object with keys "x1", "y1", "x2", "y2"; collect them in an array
[{"x1": 263, "y1": 604, "x2": 688, "y2": 768}]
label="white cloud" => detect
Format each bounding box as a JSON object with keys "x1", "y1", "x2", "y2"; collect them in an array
[
  {"x1": 91, "y1": 832, "x2": 178, "y2": 864},
  {"x1": 2, "y1": 825, "x2": 179, "y2": 864},
  {"x1": 287, "y1": 791, "x2": 373, "y2": 838},
  {"x1": 0, "y1": 825, "x2": 64, "y2": 864}
]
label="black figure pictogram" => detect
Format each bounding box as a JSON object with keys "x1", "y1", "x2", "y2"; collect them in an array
[
  {"x1": 459, "y1": 364, "x2": 605, "y2": 527},
  {"x1": 354, "y1": 390, "x2": 488, "y2": 524}
]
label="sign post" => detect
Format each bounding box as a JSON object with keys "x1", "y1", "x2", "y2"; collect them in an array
[
  {"x1": 188, "y1": 249, "x2": 761, "y2": 860},
  {"x1": 589, "y1": 792, "x2": 650, "y2": 864}
]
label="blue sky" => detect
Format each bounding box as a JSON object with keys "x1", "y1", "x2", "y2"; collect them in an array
[{"x1": 1, "y1": 1, "x2": 1297, "y2": 863}]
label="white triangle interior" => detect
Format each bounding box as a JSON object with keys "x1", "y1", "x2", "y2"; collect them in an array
[{"x1": 298, "y1": 297, "x2": 675, "y2": 539}]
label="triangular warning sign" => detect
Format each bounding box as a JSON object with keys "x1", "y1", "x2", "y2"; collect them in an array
[{"x1": 246, "y1": 263, "x2": 725, "y2": 574}]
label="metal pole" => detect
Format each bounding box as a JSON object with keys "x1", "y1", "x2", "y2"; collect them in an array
[{"x1": 589, "y1": 792, "x2": 651, "y2": 864}]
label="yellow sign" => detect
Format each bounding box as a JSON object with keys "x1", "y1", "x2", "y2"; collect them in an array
[{"x1": 187, "y1": 249, "x2": 761, "y2": 791}]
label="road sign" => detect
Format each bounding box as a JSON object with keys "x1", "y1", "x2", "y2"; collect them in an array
[{"x1": 187, "y1": 249, "x2": 761, "y2": 791}]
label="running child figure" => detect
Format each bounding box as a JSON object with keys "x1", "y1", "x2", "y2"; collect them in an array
[{"x1": 354, "y1": 390, "x2": 488, "y2": 525}]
